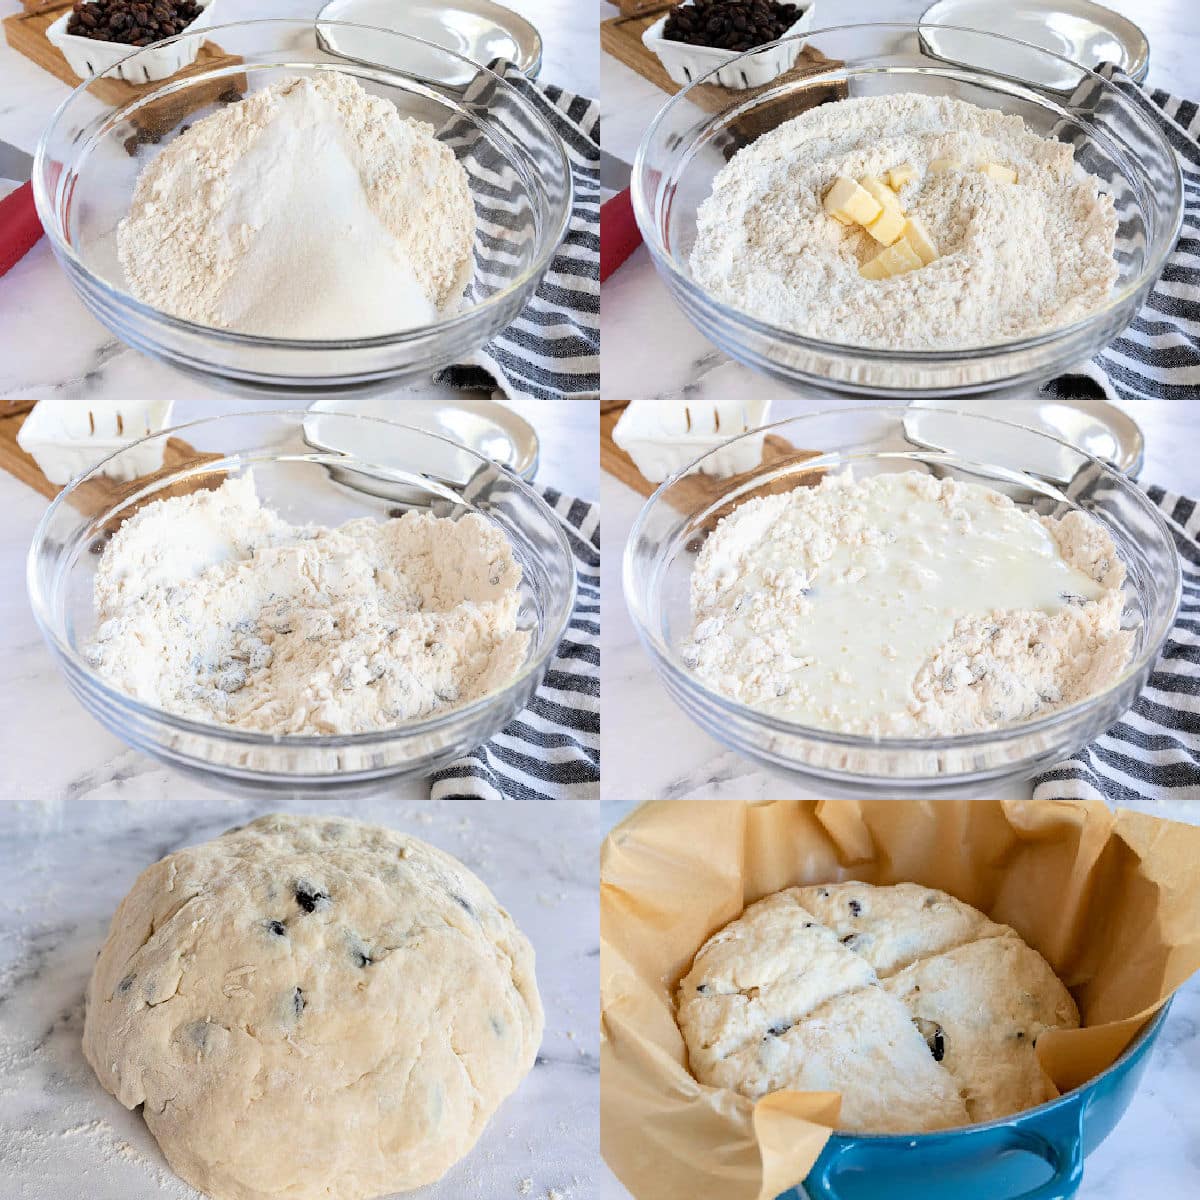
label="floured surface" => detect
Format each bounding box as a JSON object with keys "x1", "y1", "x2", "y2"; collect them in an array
[
  {"x1": 118, "y1": 73, "x2": 475, "y2": 338},
  {"x1": 683, "y1": 470, "x2": 1133, "y2": 736},
  {"x1": 689, "y1": 94, "x2": 1118, "y2": 348},
  {"x1": 84, "y1": 475, "x2": 530, "y2": 735}
]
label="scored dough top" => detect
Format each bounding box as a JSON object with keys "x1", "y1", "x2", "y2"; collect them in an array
[
  {"x1": 676, "y1": 881, "x2": 1079, "y2": 1134},
  {"x1": 83, "y1": 814, "x2": 543, "y2": 1200}
]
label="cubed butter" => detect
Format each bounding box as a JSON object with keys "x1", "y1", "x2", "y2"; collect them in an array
[
  {"x1": 902, "y1": 216, "x2": 938, "y2": 265},
  {"x1": 887, "y1": 162, "x2": 917, "y2": 190},
  {"x1": 929, "y1": 156, "x2": 959, "y2": 173},
  {"x1": 823, "y1": 176, "x2": 882, "y2": 226},
  {"x1": 980, "y1": 162, "x2": 1018, "y2": 184},
  {"x1": 859, "y1": 175, "x2": 902, "y2": 212},
  {"x1": 864, "y1": 204, "x2": 906, "y2": 246},
  {"x1": 859, "y1": 237, "x2": 924, "y2": 280}
]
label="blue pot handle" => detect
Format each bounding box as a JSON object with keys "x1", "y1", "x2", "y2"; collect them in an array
[{"x1": 802, "y1": 1102, "x2": 1085, "y2": 1200}]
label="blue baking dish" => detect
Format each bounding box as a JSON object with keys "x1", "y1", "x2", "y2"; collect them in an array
[{"x1": 783, "y1": 1003, "x2": 1170, "y2": 1200}]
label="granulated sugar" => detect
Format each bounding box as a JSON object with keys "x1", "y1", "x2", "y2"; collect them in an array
[
  {"x1": 689, "y1": 94, "x2": 1118, "y2": 348},
  {"x1": 118, "y1": 73, "x2": 475, "y2": 338}
]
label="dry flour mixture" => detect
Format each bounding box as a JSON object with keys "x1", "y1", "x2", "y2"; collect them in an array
[
  {"x1": 118, "y1": 73, "x2": 475, "y2": 338},
  {"x1": 683, "y1": 471, "x2": 1132, "y2": 737},
  {"x1": 690, "y1": 94, "x2": 1119, "y2": 348},
  {"x1": 84, "y1": 476, "x2": 530, "y2": 735}
]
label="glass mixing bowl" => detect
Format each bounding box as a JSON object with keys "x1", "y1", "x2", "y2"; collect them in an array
[
  {"x1": 27, "y1": 410, "x2": 576, "y2": 794},
  {"x1": 632, "y1": 23, "x2": 1183, "y2": 398},
  {"x1": 623, "y1": 406, "x2": 1180, "y2": 796},
  {"x1": 33, "y1": 20, "x2": 572, "y2": 396}
]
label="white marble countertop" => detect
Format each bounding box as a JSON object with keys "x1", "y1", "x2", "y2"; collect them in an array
[
  {"x1": 598, "y1": 0, "x2": 1200, "y2": 401},
  {"x1": 0, "y1": 396, "x2": 595, "y2": 809},
  {"x1": 0, "y1": 0, "x2": 596, "y2": 409},
  {"x1": 0, "y1": 794, "x2": 599, "y2": 1200},
  {"x1": 596, "y1": 795, "x2": 1200, "y2": 1200},
  {"x1": 601, "y1": 396, "x2": 1197, "y2": 804}
]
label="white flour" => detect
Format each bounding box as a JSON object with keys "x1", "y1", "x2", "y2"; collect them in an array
[
  {"x1": 683, "y1": 471, "x2": 1132, "y2": 737},
  {"x1": 690, "y1": 94, "x2": 1118, "y2": 349},
  {"x1": 118, "y1": 73, "x2": 475, "y2": 338},
  {"x1": 84, "y1": 476, "x2": 530, "y2": 735}
]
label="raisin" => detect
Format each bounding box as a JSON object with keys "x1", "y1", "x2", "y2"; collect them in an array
[
  {"x1": 848, "y1": 899, "x2": 862, "y2": 917},
  {"x1": 117, "y1": 974, "x2": 135, "y2": 994},
  {"x1": 265, "y1": 919, "x2": 287, "y2": 937},
  {"x1": 294, "y1": 881, "x2": 330, "y2": 913},
  {"x1": 817, "y1": 887, "x2": 830, "y2": 898},
  {"x1": 766, "y1": 1022, "x2": 791, "y2": 1037},
  {"x1": 916, "y1": 1018, "x2": 947, "y2": 1061},
  {"x1": 695, "y1": 983, "x2": 709, "y2": 994},
  {"x1": 292, "y1": 986, "x2": 305, "y2": 1016},
  {"x1": 452, "y1": 893, "x2": 475, "y2": 917},
  {"x1": 840, "y1": 933, "x2": 859, "y2": 947}
]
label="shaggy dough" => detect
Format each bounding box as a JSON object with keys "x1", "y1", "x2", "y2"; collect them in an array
[{"x1": 83, "y1": 815, "x2": 543, "y2": 1200}]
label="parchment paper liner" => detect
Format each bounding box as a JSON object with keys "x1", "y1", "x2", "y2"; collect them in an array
[{"x1": 600, "y1": 799, "x2": 1200, "y2": 1200}]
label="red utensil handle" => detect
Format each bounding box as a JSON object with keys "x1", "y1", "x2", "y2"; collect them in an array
[
  {"x1": 600, "y1": 187, "x2": 642, "y2": 283},
  {"x1": 0, "y1": 180, "x2": 44, "y2": 277}
]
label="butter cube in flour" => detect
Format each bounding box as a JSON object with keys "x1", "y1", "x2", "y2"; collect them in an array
[
  {"x1": 887, "y1": 163, "x2": 917, "y2": 190},
  {"x1": 980, "y1": 162, "x2": 1018, "y2": 184},
  {"x1": 929, "y1": 156, "x2": 959, "y2": 173},
  {"x1": 902, "y1": 216, "x2": 938, "y2": 265},
  {"x1": 859, "y1": 176, "x2": 901, "y2": 213},
  {"x1": 860, "y1": 237, "x2": 924, "y2": 280},
  {"x1": 864, "y1": 205, "x2": 906, "y2": 246},
  {"x1": 823, "y1": 176, "x2": 882, "y2": 226}
]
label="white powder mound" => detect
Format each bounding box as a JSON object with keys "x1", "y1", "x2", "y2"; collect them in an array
[
  {"x1": 689, "y1": 94, "x2": 1119, "y2": 349},
  {"x1": 84, "y1": 476, "x2": 530, "y2": 735},
  {"x1": 682, "y1": 472, "x2": 1133, "y2": 737},
  {"x1": 118, "y1": 73, "x2": 475, "y2": 338}
]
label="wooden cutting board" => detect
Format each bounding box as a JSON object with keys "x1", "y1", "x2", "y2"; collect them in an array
[
  {"x1": 0, "y1": 405, "x2": 222, "y2": 530},
  {"x1": 600, "y1": 5, "x2": 844, "y2": 117},
  {"x1": 3, "y1": 2, "x2": 245, "y2": 135},
  {"x1": 601, "y1": 400, "x2": 822, "y2": 525}
]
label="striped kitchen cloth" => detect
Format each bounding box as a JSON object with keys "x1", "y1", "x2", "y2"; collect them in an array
[
  {"x1": 431, "y1": 486, "x2": 600, "y2": 801},
  {"x1": 439, "y1": 63, "x2": 600, "y2": 402},
  {"x1": 1042, "y1": 67, "x2": 1200, "y2": 401},
  {"x1": 1033, "y1": 485, "x2": 1200, "y2": 802}
]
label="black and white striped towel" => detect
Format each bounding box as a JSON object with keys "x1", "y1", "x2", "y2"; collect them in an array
[
  {"x1": 1030, "y1": 72, "x2": 1200, "y2": 800},
  {"x1": 440, "y1": 63, "x2": 600, "y2": 402},
  {"x1": 1033, "y1": 486, "x2": 1200, "y2": 802},
  {"x1": 1041, "y1": 68, "x2": 1200, "y2": 402},
  {"x1": 431, "y1": 487, "x2": 599, "y2": 801}
]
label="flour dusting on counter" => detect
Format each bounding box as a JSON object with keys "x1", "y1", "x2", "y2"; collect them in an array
[{"x1": 84, "y1": 476, "x2": 529, "y2": 734}]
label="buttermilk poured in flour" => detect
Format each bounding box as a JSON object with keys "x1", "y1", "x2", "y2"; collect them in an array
[{"x1": 683, "y1": 472, "x2": 1133, "y2": 737}]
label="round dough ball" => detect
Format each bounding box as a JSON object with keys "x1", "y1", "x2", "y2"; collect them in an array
[{"x1": 83, "y1": 814, "x2": 543, "y2": 1200}]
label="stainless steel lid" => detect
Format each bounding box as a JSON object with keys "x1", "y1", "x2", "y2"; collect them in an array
[
  {"x1": 920, "y1": 1, "x2": 1149, "y2": 90},
  {"x1": 905, "y1": 398, "x2": 1144, "y2": 481},
  {"x1": 316, "y1": 0, "x2": 542, "y2": 85}
]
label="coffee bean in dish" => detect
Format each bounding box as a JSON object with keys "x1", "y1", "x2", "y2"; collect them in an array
[
  {"x1": 66, "y1": 0, "x2": 204, "y2": 47},
  {"x1": 663, "y1": 0, "x2": 805, "y2": 53}
]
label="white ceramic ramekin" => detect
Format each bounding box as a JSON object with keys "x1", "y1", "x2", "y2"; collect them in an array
[
  {"x1": 642, "y1": 1, "x2": 817, "y2": 90},
  {"x1": 46, "y1": 0, "x2": 218, "y2": 84}
]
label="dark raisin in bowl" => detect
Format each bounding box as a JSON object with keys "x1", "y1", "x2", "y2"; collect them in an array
[{"x1": 663, "y1": 0, "x2": 806, "y2": 54}]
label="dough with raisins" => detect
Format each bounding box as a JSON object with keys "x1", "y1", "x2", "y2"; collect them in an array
[
  {"x1": 83, "y1": 814, "x2": 542, "y2": 1200},
  {"x1": 676, "y1": 881, "x2": 1078, "y2": 1134}
]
